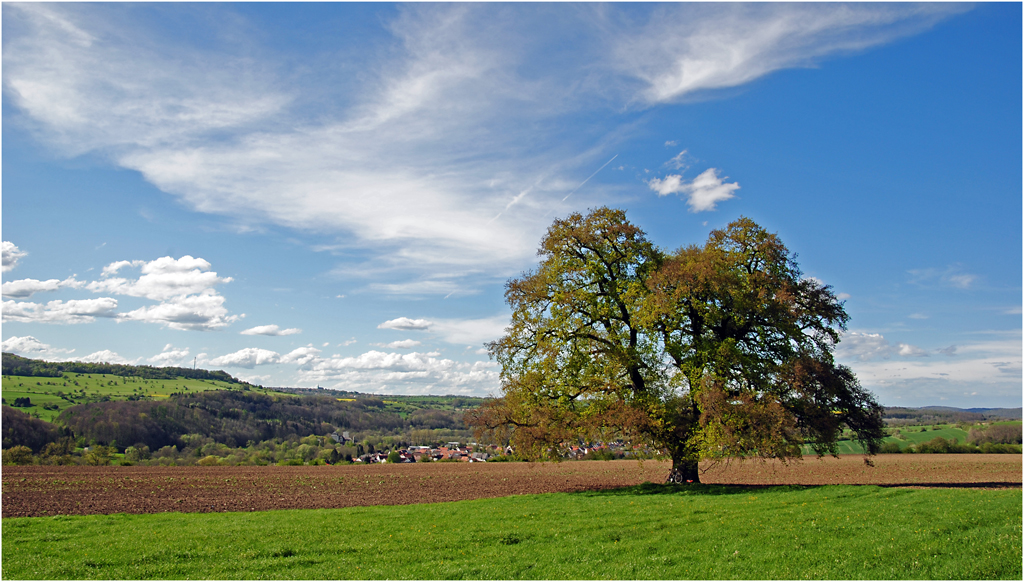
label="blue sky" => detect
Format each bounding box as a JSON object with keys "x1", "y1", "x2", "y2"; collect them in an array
[{"x1": 2, "y1": 3, "x2": 1020, "y2": 407}]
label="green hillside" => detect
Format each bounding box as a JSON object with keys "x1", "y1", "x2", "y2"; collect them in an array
[{"x1": 1, "y1": 372, "x2": 279, "y2": 423}]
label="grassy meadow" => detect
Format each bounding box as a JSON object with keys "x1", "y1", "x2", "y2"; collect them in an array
[
  {"x1": 2, "y1": 483, "x2": 1020, "y2": 580},
  {"x1": 800, "y1": 422, "x2": 1022, "y2": 455},
  {"x1": 1, "y1": 373, "x2": 287, "y2": 423}
]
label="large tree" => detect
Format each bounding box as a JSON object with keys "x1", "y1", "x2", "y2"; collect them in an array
[{"x1": 467, "y1": 208, "x2": 884, "y2": 483}]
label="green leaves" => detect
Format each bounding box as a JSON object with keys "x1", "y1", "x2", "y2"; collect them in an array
[{"x1": 472, "y1": 208, "x2": 884, "y2": 475}]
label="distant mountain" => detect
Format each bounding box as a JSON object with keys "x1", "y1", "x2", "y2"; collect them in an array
[
  {"x1": 920, "y1": 406, "x2": 1022, "y2": 419},
  {"x1": 885, "y1": 406, "x2": 1022, "y2": 423}
]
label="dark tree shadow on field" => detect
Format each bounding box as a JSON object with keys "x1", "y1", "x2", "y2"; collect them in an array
[
  {"x1": 576, "y1": 481, "x2": 1021, "y2": 498},
  {"x1": 575, "y1": 482, "x2": 823, "y2": 497}
]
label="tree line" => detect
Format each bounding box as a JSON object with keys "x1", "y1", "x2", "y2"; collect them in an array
[
  {"x1": 1, "y1": 353, "x2": 240, "y2": 384},
  {"x1": 3, "y1": 389, "x2": 470, "y2": 456}
]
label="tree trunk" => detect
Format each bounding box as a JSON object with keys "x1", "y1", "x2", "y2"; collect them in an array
[{"x1": 666, "y1": 457, "x2": 699, "y2": 484}]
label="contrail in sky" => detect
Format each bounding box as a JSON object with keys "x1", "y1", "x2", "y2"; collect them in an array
[{"x1": 562, "y1": 154, "x2": 618, "y2": 201}]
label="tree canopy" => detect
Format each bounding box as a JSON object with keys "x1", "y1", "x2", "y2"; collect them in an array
[{"x1": 466, "y1": 208, "x2": 884, "y2": 482}]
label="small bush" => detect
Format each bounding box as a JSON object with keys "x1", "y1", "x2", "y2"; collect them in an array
[
  {"x1": 2, "y1": 445, "x2": 35, "y2": 465},
  {"x1": 879, "y1": 441, "x2": 902, "y2": 454}
]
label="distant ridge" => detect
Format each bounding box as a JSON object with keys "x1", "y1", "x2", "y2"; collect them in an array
[
  {"x1": 885, "y1": 406, "x2": 1022, "y2": 422},
  {"x1": 1, "y1": 353, "x2": 243, "y2": 384},
  {"x1": 916, "y1": 406, "x2": 1022, "y2": 419}
]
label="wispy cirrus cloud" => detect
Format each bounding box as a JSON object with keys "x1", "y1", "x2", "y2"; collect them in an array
[
  {"x1": 907, "y1": 265, "x2": 979, "y2": 289},
  {"x1": 378, "y1": 315, "x2": 508, "y2": 347},
  {"x1": 2, "y1": 3, "x2": 962, "y2": 296},
  {"x1": 612, "y1": 3, "x2": 965, "y2": 105}
]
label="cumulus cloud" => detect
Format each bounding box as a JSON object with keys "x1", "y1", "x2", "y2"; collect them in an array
[
  {"x1": 2, "y1": 242, "x2": 28, "y2": 272},
  {"x1": 835, "y1": 331, "x2": 930, "y2": 362},
  {"x1": 2, "y1": 297, "x2": 119, "y2": 324},
  {"x1": 843, "y1": 332, "x2": 1022, "y2": 406},
  {"x1": 240, "y1": 324, "x2": 302, "y2": 336},
  {"x1": 378, "y1": 317, "x2": 432, "y2": 331},
  {"x1": 208, "y1": 347, "x2": 282, "y2": 369},
  {"x1": 72, "y1": 350, "x2": 136, "y2": 364},
  {"x1": 2, "y1": 276, "x2": 84, "y2": 298},
  {"x1": 88, "y1": 255, "x2": 231, "y2": 301},
  {"x1": 294, "y1": 350, "x2": 499, "y2": 395},
  {"x1": 149, "y1": 344, "x2": 190, "y2": 366},
  {"x1": 79, "y1": 255, "x2": 238, "y2": 331},
  {"x1": 280, "y1": 346, "x2": 323, "y2": 367},
  {"x1": 0, "y1": 335, "x2": 75, "y2": 357},
  {"x1": 648, "y1": 168, "x2": 739, "y2": 212},
  {"x1": 374, "y1": 339, "x2": 423, "y2": 349},
  {"x1": 118, "y1": 290, "x2": 238, "y2": 331}
]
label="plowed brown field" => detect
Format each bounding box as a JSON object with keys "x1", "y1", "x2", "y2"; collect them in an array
[{"x1": 3, "y1": 455, "x2": 1019, "y2": 518}]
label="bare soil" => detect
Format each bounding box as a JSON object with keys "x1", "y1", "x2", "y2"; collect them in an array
[{"x1": 3, "y1": 455, "x2": 1020, "y2": 518}]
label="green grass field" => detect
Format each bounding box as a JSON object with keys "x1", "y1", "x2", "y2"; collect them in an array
[
  {"x1": 2, "y1": 483, "x2": 1020, "y2": 579},
  {"x1": 1, "y1": 373, "x2": 286, "y2": 422},
  {"x1": 799, "y1": 423, "x2": 1022, "y2": 455}
]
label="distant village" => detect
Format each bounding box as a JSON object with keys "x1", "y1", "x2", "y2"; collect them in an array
[{"x1": 330, "y1": 431, "x2": 630, "y2": 464}]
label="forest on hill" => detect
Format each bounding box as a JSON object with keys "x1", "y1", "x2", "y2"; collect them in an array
[{"x1": 2, "y1": 352, "x2": 241, "y2": 384}]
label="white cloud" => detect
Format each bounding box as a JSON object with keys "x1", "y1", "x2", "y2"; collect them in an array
[
  {"x1": 208, "y1": 347, "x2": 282, "y2": 369},
  {"x1": 613, "y1": 3, "x2": 963, "y2": 104},
  {"x1": 835, "y1": 330, "x2": 1022, "y2": 407},
  {"x1": 379, "y1": 317, "x2": 433, "y2": 331},
  {"x1": 280, "y1": 346, "x2": 323, "y2": 367},
  {"x1": 79, "y1": 255, "x2": 238, "y2": 331},
  {"x1": 907, "y1": 265, "x2": 979, "y2": 289},
  {"x1": 845, "y1": 332, "x2": 1021, "y2": 401},
  {"x1": 0, "y1": 335, "x2": 75, "y2": 357},
  {"x1": 648, "y1": 168, "x2": 739, "y2": 212},
  {"x1": 2, "y1": 276, "x2": 83, "y2": 298},
  {"x1": 240, "y1": 324, "x2": 302, "y2": 336},
  {"x1": 89, "y1": 255, "x2": 231, "y2": 301},
  {"x1": 3, "y1": 297, "x2": 119, "y2": 324},
  {"x1": 4, "y1": 4, "x2": 957, "y2": 291},
  {"x1": 835, "y1": 331, "x2": 893, "y2": 362},
  {"x1": 118, "y1": 290, "x2": 238, "y2": 331},
  {"x1": 835, "y1": 331, "x2": 930, "y2": 362},
  {"x1": 377, "y1": 315, "x2": 508, "y2": 347},
  {"x1": 665, "y1": 149, "x2": 689, "y2": 170},
  {"x1": 149, "y1": 344, "x2": 190, "y2": 366},
  {"x1": 72, "y1": 350, "x2": 136, "y2": 364},
  {"x1": 374, "y1": 339, "x2": 423, "y2": 349},
  {"x1": 293, "y1": 349, "x2": 499, "y2": 395},
  {"x1": 2, "y1": 242, "x2": 28, "y2": 272},
  {"x1": 896, "y1": 344, "x2": 929, "y2": 358},
  {"x1": 430, "y1": 316, "x2": 509, "y2": 346}
]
